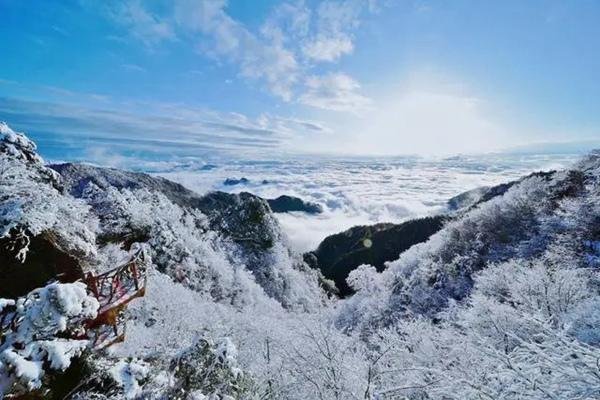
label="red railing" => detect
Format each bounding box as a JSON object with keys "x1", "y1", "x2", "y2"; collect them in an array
[
  {"x1": 0, "y1": 249, "x2": 148, "y2": 351},
  {"x1": 85, "y1": 260, "x2": 146, "y2": 315},
  {"x1": 84, "y1": 251, "x2": 147, "y2": 349}
]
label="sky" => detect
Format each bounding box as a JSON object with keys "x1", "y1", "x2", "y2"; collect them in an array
[{"x1": 0, "y1": 0, "x2": 599, "y2": 163}]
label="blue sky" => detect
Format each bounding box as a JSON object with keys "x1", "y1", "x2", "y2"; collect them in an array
[{"x1": 0, "y1": 0, "x2": 599, "y2": 163}]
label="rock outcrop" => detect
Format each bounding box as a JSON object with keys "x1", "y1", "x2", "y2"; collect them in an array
[
  {"x1": 223, "y1": 177, "x2": 249, "y2": 186},
  {"x1": 267, "y1": 195, "x2": 323, "y2": 214},
  {"x1": 0, "y1": 123, "x2": 94, "y2": 298}
]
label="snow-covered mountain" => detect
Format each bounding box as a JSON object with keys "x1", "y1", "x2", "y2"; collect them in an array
[{"x1": 1, "y1": 122, "x2": 599, "y2": 399}]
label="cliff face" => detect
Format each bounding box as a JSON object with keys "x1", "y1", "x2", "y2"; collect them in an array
[{"x1": 0, "y1": 123, "x2": 96, "y2": 298}]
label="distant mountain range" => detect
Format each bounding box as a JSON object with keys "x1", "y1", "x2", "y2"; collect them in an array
[{"x1": 501, "y1": 138, "x2": 600, "y2": 154}]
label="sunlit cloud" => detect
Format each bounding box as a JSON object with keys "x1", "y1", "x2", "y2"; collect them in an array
[
  {"x1": 300, "y1": 73, "x2": 372, "y2": 113},
  {"x1": 310, "y1": 79, "x2": 517, "y2": 156},
  {"x1": 357, "y1": 90, "x2": 507, "y2": 155}
]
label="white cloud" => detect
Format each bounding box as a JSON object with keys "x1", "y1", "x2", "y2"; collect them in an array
[
  {"x1": 302, "y1": 35, "x2": 354, "y2": 62},
  {"x1": 111, "y1": 0, "x2": 175, "y2": 47},
  {"x1": 301, "y1": 0, "x2": 361, "y2": 62},
  {"x1": 105, "y1": 0, "x2": 375, "y2": 110},
  {"x1": 299, "y1": 73, "x2": 372, "y2": 112},
  {"x1": 172, "y1": 0, "x2": 302, "y2": 101},
  {"x1": 260, "y1": 2, "x2": 311, "y2": 44}
]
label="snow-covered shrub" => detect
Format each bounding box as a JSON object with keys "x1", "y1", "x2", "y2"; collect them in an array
[
  {"x1": 371, "y1": 253, "x2": 600, "y2": 399},
  {"x1": 76, "y1": 178, "x2": 322, "y2": 310},
  {"x1": 165, "y1": 337, "x2": 254, "y2": 399},
  {"x1": 337, "y1": 265, "x2": 392, "y2": 331},
  {"x1": 109, "y1": 359, "x2": 150, "y2": 399},
  {"x1": 73, "y1": 337, "x2": 253, "y2": 400},
  {"x1": 474, "y1": 260, "x2": 592, "y2": 324},
  {"x1": 278, "y1": 319, "x2": 371, "y2": 400},
  {"x1": 566, "y1": 298, "x2": 600, "y2": 345},
  {"x1": 0, "y1": 282, "x2": 99, "y2": 397},
  {"x1": 339, "y1": 158, "x2": 600, "y2": 331},
  {"x1": 68, "y1": 357, "x2": 150, "y2": 400}
]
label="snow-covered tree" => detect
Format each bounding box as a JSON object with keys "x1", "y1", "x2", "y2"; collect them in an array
[{"x1": 0, "y1": 282, "x2": 99, "y2": 397}]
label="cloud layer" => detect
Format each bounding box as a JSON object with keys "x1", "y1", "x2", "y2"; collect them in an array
[
  {"x1": 0, "y1": 95, "x2": 330, "y2": 165},
  {"x1": 160, "y1": 151, "x2": 576, "y2": 251}
]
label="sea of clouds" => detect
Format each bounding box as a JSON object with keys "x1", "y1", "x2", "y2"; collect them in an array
[{"x1": 157, "y1": 152, "x2": 578, "y2": 252}]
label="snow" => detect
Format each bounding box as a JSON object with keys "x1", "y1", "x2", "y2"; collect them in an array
[
  {"x1": 0, "y1": 123, "x2": 98, "y2": 263},
  {"x1": 36, "y1": 339, "x2": 90, "y2": 370},
  {"x1": 2, "y1": 122, "x2": 600, "y2": 399},
  {"x1": 0, "y1": 282, "x2": 99, "y2": 396},
  {"x1": 0, "y1": 299, "x2": 15, "y2": 312},
  {"x1": 109, "y1": 359, "x2": 149, "y2": 399},
  {"x1": 187, "y1": 391, "x2": 207, "y2": 400},
  {"x1": 0, "y1": 122, "x2": 43, "y2": 164}
]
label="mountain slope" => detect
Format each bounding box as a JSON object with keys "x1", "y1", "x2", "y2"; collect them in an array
[
  {"x1": 339, "y1": 153, "x2": 598, "y2": 328},
  {"x1": 48, "y1": 162, "x2": 322, "y2": 309},
  {"x1": 305, "y1": 216, "x2": 446, "y2": 296},
  {"x1": 2, "y1": 122, "x2": 599, "y2": 399}
]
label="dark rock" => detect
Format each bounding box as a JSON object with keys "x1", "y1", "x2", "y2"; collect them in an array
[
  {"x1": 306, "y1": 215, "x2": 446, "y2": 297},
  {"x1": 193, "y1": 191, "x2": 276, "y2": 252},
  {"x1": 223, "y1": 177, "x2": 249, "y2": 186},
  {"x1": 267, "y1": 195, "x2": 323, "y2": 214},
  {"x1": 200, "y1": 164, "x2": 217, "y2": 171},
  {"x1": 0, "y1": 228, "x2": 84, "y2": 298}
]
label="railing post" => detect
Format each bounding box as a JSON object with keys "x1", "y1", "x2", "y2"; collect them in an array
[
  {"x1": 131, "y1": 262, "x2": 139, "y2": 290},
  {"x1": 79, "y1": 256, "x2": 147, "y2": 350},
  {"x1": 86, "y1": 272, "x2": 99, "y2": 298}
]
